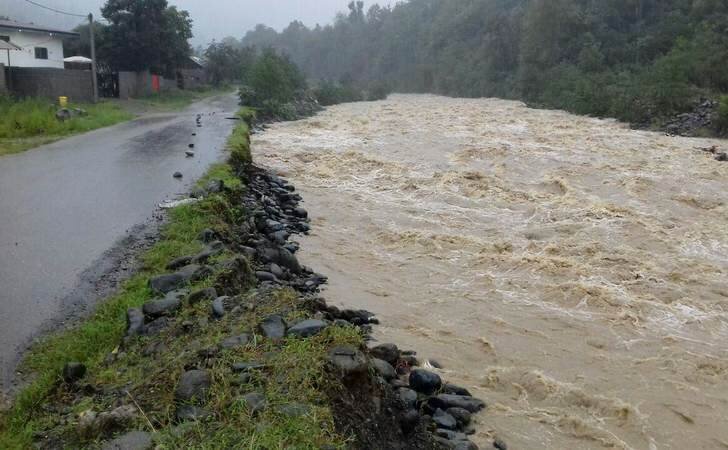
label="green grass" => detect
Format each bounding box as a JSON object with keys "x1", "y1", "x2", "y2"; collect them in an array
[
  {"x1": 228, "y1": 107, "x2": 256, "y2": 166},
  {"x1": 0, "y1": 106, "x2": 359, "y2": 449},
  {"x1": 131, "y1": 87, "x2": 234, "y2": 111},
  {"x1": 0, "y1": 97, "x2": 132, "y2": 157}
]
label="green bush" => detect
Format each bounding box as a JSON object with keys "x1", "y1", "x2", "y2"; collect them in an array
[{"x1": 718, "y1": 96, "x2": 728, "y2": 133}]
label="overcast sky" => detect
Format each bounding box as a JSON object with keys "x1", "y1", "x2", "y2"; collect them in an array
[{"x1": 2, "y1": 0, "x2": 393, "y2": 46}]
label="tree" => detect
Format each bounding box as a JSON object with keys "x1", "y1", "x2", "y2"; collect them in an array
[
  {"x1": 100, "y1": 0, "x2": 193, "y2": 75},
  {"x1": 204, "y1": 41, "x2": 255, "y2": 86}
]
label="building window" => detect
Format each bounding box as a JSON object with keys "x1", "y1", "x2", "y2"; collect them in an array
[
  {"x1": 0, "y1": 36, "x2": 9, "y2": 42},
  {"x1": 34, "y1": 47, "x2": 48, "y2": 60}
]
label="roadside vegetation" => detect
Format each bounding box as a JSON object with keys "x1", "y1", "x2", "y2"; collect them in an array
[
  {"x1": 0, "y1": 96, "x2": 132, "y2": 157},
  {"x1": 126, "y1": 86, "x2": 235, "y2": 112},
  {"x1": 0, "y1": 109, "x2": 360, "y2": 449}
]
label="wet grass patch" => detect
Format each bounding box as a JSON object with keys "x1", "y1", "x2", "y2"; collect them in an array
[{"x1": 0, "y1": 97, "x2": 132, "y2": 157}]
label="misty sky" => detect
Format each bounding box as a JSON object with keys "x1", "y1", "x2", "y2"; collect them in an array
[{"x1": 2, "y1": 0, "x2": 394, "y2": 46}]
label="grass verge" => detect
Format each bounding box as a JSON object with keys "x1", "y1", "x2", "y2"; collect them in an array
[
  {"x1": 0, "y1": 107, "x2": 359, "y2": 450},
  {"x1": 0, "y1": 97, "x2": 132, "y2": 157},
  {"x1": 128, "y1": 87, "x2": 234, "y2": 112}
]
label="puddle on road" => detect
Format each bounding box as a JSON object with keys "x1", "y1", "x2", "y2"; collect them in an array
[{"x1": 253, "y1": 94, "x2": 728, "y2": 450}]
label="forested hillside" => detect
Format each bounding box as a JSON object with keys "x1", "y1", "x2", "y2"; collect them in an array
[{"x1": 239, "y1": 0, "x2": 728, "y2": 129}]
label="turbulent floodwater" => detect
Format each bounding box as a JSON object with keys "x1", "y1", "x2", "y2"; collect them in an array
[{"x1": 253, "y1": 94, "x2": 728, "y2": 449}]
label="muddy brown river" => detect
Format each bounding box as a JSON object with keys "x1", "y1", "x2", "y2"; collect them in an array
[{"x1": 253, "y1": 94, "x2": 728, "y2": 449}]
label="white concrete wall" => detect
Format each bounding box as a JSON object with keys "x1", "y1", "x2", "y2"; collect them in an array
[{"x1": 0, "y1": 30, "x2": 65, "y2": 69}]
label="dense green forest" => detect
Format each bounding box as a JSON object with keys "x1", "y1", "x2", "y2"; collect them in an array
[{"x1": 229, "y1": 0, "x2": 728, "y2": 128}]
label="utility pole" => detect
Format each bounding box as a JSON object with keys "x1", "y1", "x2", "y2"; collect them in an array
[{"x1": 89, "y1": 13, "x2": 99, "y2": 103}]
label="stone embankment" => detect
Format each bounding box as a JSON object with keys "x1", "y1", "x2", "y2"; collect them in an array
[{"x1": 22, "y1": 110, "x2": 492, "y2": 450}]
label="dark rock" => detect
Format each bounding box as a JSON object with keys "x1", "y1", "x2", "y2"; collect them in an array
[
  {"x1": 428, "y1": 394, "x2": 486, "y2": 413},
  {"x1": 220, "y1": 334, "x2": 251, "y2": 350},
  {"x1": 493, "y1": 438, "x2": 507, "y2": 450},
  {"x1": 259, "y1": 246, "x2": 302, "y2": 274},
  {"x1": 175, "y1": 405, "x2": 212, "y2": 422},
  {"x1": 338, "y1": 309, "x2": 376, "y2": 324},
  {"x1": 255, "y1": 271, "x2": 278, "y2": 282},
  {"x1": 142, "y1": 290, "x2": 185, "y2": 318},
  {"x1": 447, "y1": 407, "x2": 472, "y2": 427},
  {"x1": 101, "y1": 431, "x2": 153, "y2": 450},
  {"x1": 293, "y1": 207, "x2": 308, "y2": 218},
  {"x1": 188, "y1": 287, "x2": 217, "y2": 305},
  {"x1": 211, "y1": 296, "x2": 227, "y2": 319},
  {"x1": 148, "y1": 273, "x2": 185, "y2": 295},
  {"x1": 272, "y1": 230, "x2": 289, "y2": 245},
  {"x1": 177, "y1": 264, "x2": 212, "y2": 283},
  {"x1": 192, "y1": 241, "x2": 224, "y2": 263},
  {"x1": 198, "y1": 228, "x2": 216, "y2": 243},
  {"x1": 433, "y1": 408, "x2": 457, "y2": 430},
  {"x1": 188, "y1": 143, "x2": 195, "y2": 149},
  {"x1": 409, "y1": 369, "x2": 442, "y2": 395},
  {"x1": 166, "y1": 255, "x2": 192, "y2": 270},
  {"x1": 259, "y1": 315, "x2": 286, "y2": 341},
  {"x1": 142, "y1": 317, "x2": 169, "y2": 335},
  {"x1": 173, "y1": 172, "x2": 183, "y2": 179},
  {"x1": 232, "y1": 362, "x2": 265, "y2": 373},
  {"x1": 327, "y1": 346, "x2": 368, "y2": 377},
  {"x1": 370, "y1": 343, "x2": 399, "y2": 366},
  {"x1": 287, "y1": 319, "x2": 327, "y2": 337},
  {"x1": 241, "y1": 246, "x2": 256, "y2": 259},
  {"x1": 269, "y1": 263, "x2": 284, "y2": 278},
  {"x1": 398, "y1": 388, "x2": 418, "y2": 410},
  {"x1": 371, "y1": 358, "x2": 396, "y2": 380},
  {"x1": 278, "y1": 403, "x2": 311, "y2": 418},
  {"x1": 126, "y1": 308, "x2": 145, "y2": 337},
  {"x1": 716, "y1": 152, "x2": 728, "y2": 162},
  {"x1": 435, "y1": 429, "x2": 468, "y2": 441},
  {"x1": 443, "y1": 383, "x2": 472, "y2": 397},
  {"x1": 240, "y1": 392, "x2": 266, "y2": 415},
  {"x1": 175, "y1": 370, "x2": 211, "y2": 403},
  {"x1": 399, "y1": 409, "x2": 420, "y2": 434},
  {"x1": 62, "y1": 362, "x2": 86, "y2": 383}
]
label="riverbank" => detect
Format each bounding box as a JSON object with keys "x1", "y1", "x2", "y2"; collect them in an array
[{"x1": 0, "y1": 106, "x2": 486, "y2": 449}]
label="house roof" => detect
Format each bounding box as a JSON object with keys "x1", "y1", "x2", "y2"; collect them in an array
[
  {"x1": 189, "y1": 56, "x2": 206, "y2": 68},
  {"x1": 0, "y1": 19, "x2": 80, "y2": 37}
]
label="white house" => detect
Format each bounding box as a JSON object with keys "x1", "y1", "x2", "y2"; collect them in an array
[{"x1": 0, "y1": 19, "x2": 78, "y2": 69}]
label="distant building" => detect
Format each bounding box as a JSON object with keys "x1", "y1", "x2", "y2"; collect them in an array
[
  {"x1": 178, "y1": 56, "x2": 208, "y2": 89},
  {"x1": 0, "y1": 18, "x2": 79, "y2": 69}
]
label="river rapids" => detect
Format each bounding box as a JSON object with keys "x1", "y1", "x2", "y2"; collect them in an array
[{"x1": 253, "y1": 94, "x2": 728, "y2": 449}]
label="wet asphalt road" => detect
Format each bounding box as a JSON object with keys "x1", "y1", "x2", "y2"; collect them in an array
[{"x1": 0, "y1": 94, "x2": 239, "y2": 389}]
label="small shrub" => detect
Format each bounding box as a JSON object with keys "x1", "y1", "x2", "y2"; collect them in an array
[{"x1": 718, "y1": 96, "x2": 728, "y2": 133}]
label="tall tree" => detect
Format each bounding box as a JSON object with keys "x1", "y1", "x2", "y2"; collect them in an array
[{"x1": 100, "y1": 0, "x2": 193, "y2": 75}]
